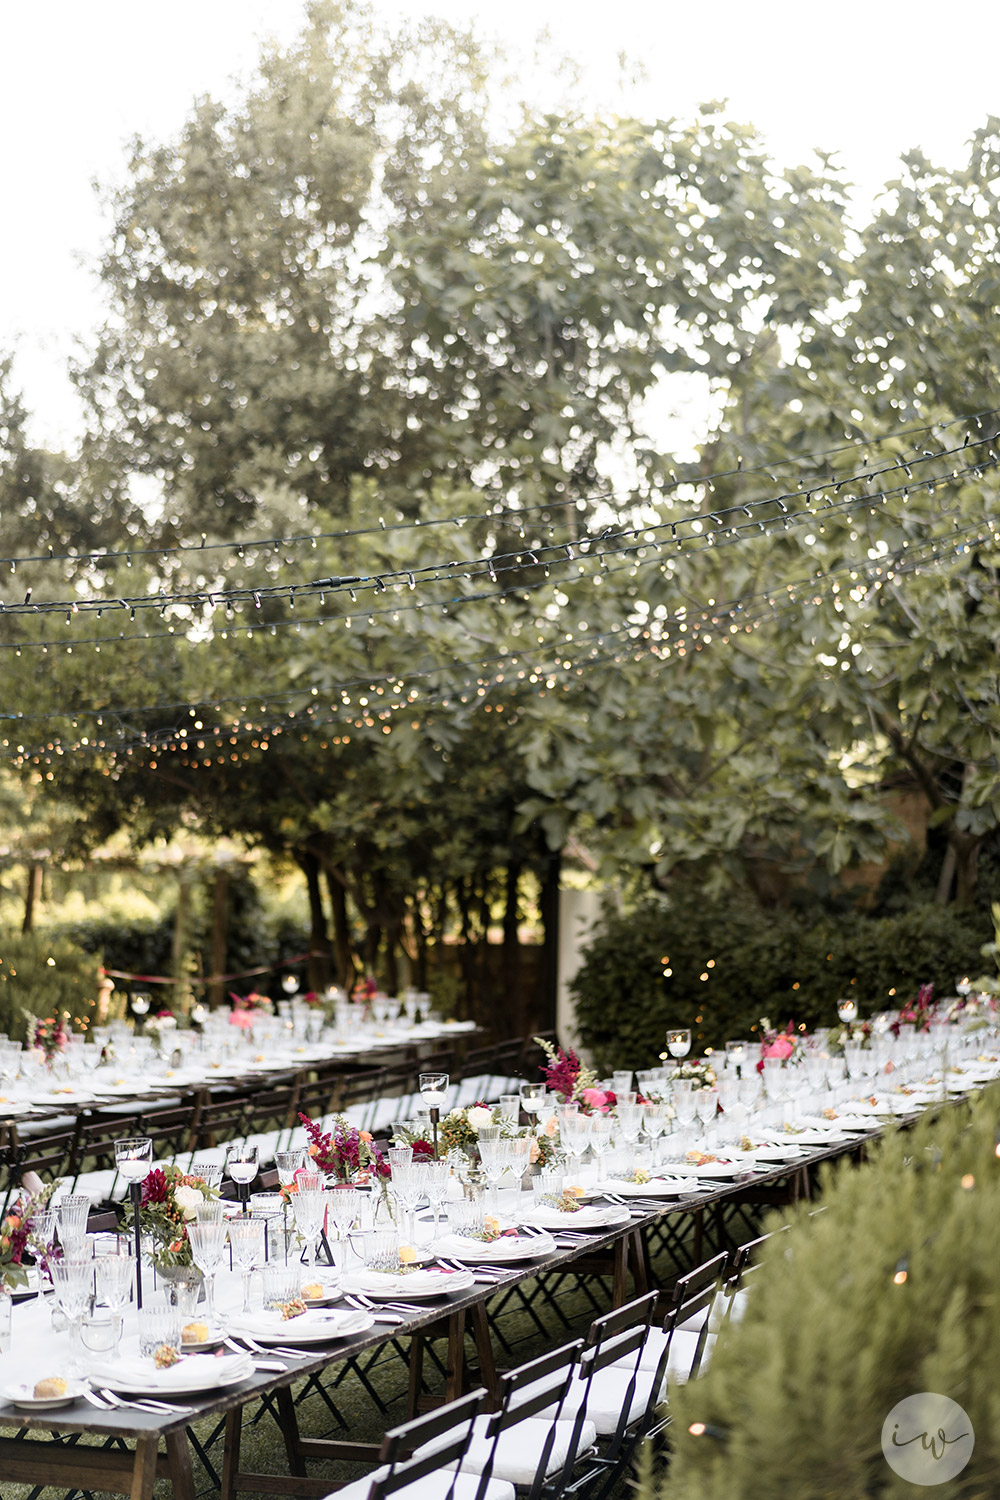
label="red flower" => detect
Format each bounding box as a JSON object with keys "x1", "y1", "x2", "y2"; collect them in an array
[
  {"x1": 411, "y1": 1140, "x2": 434, "y2": 1160},
  {"x1": 141, "y1": 1168, "x2": 168, "y2": 1206}
]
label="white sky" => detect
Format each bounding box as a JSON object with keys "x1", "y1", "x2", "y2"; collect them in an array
[{"x1": 3, "y1": 0, "x2": 999, "y2": 449}]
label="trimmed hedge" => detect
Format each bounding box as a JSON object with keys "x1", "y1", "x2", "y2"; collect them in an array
[
  {"x1": 0, "y1": 931, "x2": 102, "y2": 1041},
  {"x1": 570, "y1": 895, "x2": 990, "y2": 1072}
]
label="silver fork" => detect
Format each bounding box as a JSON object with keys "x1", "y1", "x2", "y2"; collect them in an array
[
  {"x1": 226, "y1": 1333, "x2": 304, "y2": 1360},
  {"x1": 98, "y1": 1387, "x2": 193, "y2": 1416}
]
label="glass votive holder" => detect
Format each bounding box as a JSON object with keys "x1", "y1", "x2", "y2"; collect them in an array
[
  {"x1": 498, "y1": 1095, "x2": 520, "y2": 1122},
  {"x1": 80, "y1": 1310, "x2": 123, "y2": 1358},
  {"x1": 362, "y1": 1229, "x2": 400, "y2": 1271},
  {"x1": 262, "y1": 1265, "x2": 299, "y2": 1310},
  {"x1": 137, "y1": 1303, "x2": 181, "y2": 1361},
  {"x1": 532, "y1": 1170, "x2": 564, "y2": 1205}
]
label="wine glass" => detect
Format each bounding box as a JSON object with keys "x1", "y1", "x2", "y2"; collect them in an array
[
  {"x1": 56, "y1": 1195, "x2": 92, "y2": 1260},
  {"x1": 694, "y1": 1087, "x2": 718, "y2": 1141},
  {"x1": 94, "y1": 1252, "x2": 134, "y2": 1319},
  {"x1": 190, "y1": 1157, "x2": 225, "y2": 1192},
  {"x1": 478, "y1": 1138, "x2": 513, "y2": 1217},
  {"x1": 589, "y1": 1112, "x2": 614, "y2": 1181},
  {"x1": 422, "y1": 1161, "x2": 451, "y2": 1234},
  {"x1": 291, "y1": 1186, "x2": 326, "y2": 1276},
  {"x1": 560, "y1": 1114, "x2": 591, "y2": 1184},
  {"x1": 228, "y1": 1217, "x2": 266, "y2": 1314},
  {"x1": 642, "y1": 1101, "x2": 668, "y2": 1166},
  {"x1": 186, "y1": 1221, "x2": 227, "y2": 1321},
  {"x1": 666, "y1": 1029, "x2": 692, "y2": 1060},
  {"x1": 227, "y1": 1144, "x2": 259, "y2": 1213},
  {"x1": 389, "y1": 1164, "x2": 424, "y2": 1247},
  {"x1": 50, "y1": 1259, "x2": 91, "y2": 1372}
]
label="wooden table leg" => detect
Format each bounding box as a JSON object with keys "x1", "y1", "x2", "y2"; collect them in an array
[
  {"x1": 629, "y1": 1227, "x2": 651, "y2": 1296},
  {"x1": 129, "y1": 1434, "x2": 159, "y2": 1500},
  {"x1": 445, "y1": 1307, "x2": 467, "y2": 1402},
  {"x1": 221, "y1": 1408, "x2": 243, "y2": 1500},
  {"x1": 469, "y1": 1299, "x2": 498, "y2": 1408},
  {"x1": 611, "y1": 1235, "x2": 630, "y2": 1307},
  {"x1": 277, "y1": 1384, "x2": 308, "y2": 1476},
  {"x1": 165, "y1": 1431, "x2": 196, "y2": 1500},
  {"x1": 408, "y1": 1329, "x2": 425, "y2": 1418}
]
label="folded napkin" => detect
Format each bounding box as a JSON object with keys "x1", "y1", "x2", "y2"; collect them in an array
[{"x1": 88, "y1": 1352, "x2": 252, "y2": 1391}]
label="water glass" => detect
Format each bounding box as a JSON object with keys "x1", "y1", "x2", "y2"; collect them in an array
[
  {"x1": 612, "y1": 1070, "x2": 634, "y2": 1098},
  {"x1": 363, "y1": 1228, "x2": 400, "y2": 1271},
  {"x1": 262, "y1": 1264, "x2": 299, "y2": 1310},
  {"x1": 532, "y1": 1170, "x2": 564, "y2": 1205},
  {"x1": 274, "y1": 1150, "x2": 305, "y2": 1187},
  {"x1": 57, "y1": 1196, "x2": 91, "y2": 1258},
  {"x1": 190, "y1": 1157, "x2": 225, "y2": 1192},
  {"x1": 94, "y1": 1254, "x2": 133, "y2": 1312},
  {"x1": 137, "y1": 1302, "x2": 182, "y2": 1361},
  {"x1": 80, "y1": 1310, "x2": 123, "y2": 1357},
  {"x1": 498, "y1": 1094, "x2": 520, "y2": 1122}
]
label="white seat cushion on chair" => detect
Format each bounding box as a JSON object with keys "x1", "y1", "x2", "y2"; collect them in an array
[
  {"x1": 329, "y1": 1466, "x2": 515, "y2": 1500},
  {"x1": 611, "y1": 1326, "x2": 716, "y2": 1383},
  {"x1": 417, "y1": 1413, "x2": 598, "y2": 1486},
  {"x1": 515, "y1": 1364, "x2": 664, "y2": 1436}
]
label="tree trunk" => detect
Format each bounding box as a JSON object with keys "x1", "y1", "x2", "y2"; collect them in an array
[
  {"x1": 502, "y1": 861, "x2": 524, "y2": 1034},
  {"x1": 172, "y1": 871, "x2": 193, "y2": 1013},
  {"x1": 208, "y1": 867, "x2": 229, "y2": 1010},
  {"x1": 21, "y1": 861, "x2": 43, "y2": 934},
  {"x1": 539, "y1": 850, "x2": 562, "y2": 1033},
  {"x1": 952, "y1": 831, "x2": 981, "y2": 907},
  {"x1": 324, "y1": 866, "x2": 355, "y2": 990},
  {"x1": 299, "y1": 849, "x2": 332, "y2": 992},
  {"x1": 935, "y1": 844, "x2": 956, "y2": 906}
]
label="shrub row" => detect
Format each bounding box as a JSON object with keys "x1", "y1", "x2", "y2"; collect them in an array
[{"x1": 570, "y1": 895, "x2": 991, "y2": 1072}]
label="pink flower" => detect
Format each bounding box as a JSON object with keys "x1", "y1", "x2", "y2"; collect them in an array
[
  {"x1": 762, "y1": 1037, "x2": 794, "y2": 1060},
  {"x1": 228, "y1": 1009, "x2": 254, "y2": 1029},
  {"x1": 581, "y1": 1088, "x2": 611, "y2": 1113}
]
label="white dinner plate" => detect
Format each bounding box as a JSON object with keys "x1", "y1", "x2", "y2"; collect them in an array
[
  {"x1": 299, "y1": 1278, "x2": 342, "y2": 1307},
  {"x1": 433, "y1": 1231, "x2": 557, "y2": 1263},
  {"x1": 520, "y1": 1203, "x2": 632, "y2": 1230},
  {"x1": 88, "y1": 1352, "x2": 254, "y2": 1396},
  {"x1": 341, "y1": 1268, "x2": 476, "y2": 1300},
  {"x1": 229, "y1": 1308, "x2": 375, "y2": 1344},
  {"x1": 597, "y1": 1177, "x2": 691, "y2": 1197},
  {"x1": 1, "y1": 1379, "x2": 88, "y2": 1409},
  {"x1": 662, "y1": 1161, "x2": 748, "y2": 1179},
  {"x1": 178, "y1": 1325, "x2": 227, "y2": 1353},
  {"x1": 739, "y1": 1144, "x2": 806, "y2": 1162}
]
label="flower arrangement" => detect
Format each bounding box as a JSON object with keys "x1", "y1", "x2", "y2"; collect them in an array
[
  {"x1": 302, "y1": 991, "x2": 324, "y2": 1008},
  {"x1": 146, "y1": 1009, "x2": 178, "y2": 1035},
  {"x1": 0, "y1": 1180, "x2": 59, "y2": 1290},
  {"x1": 352, "y1": 977, "x2": 378, "y2": 1005},
  {"x1": 299, "y1": 1112, "x2": 390, "y2": 1184},
  {"x1": 829, "y1": 1019, "x2": 873, "y2": 1051},
  {"x1": 534, "y1": 1037, "x2": 600, "y2": 1107},
  {"x1": 890, "y1": 983, "x2": 936, "y2": 1036},
  {"x1": 755, "y1": 1018, "x2": 802, "y2": 1073},
  {"x1": 675, "y1": 1059, "x2": 717, "y2": 1090},
  {"x1": 28, "y1": 1012, "x2": 69, "y2": 1066},
  {"x1": 230, "y1": 990, "x2": 272, "y2": 1013},
  {"x1": 122, "y1": 1164, "x2": 218, "y2": 1268},
  {"x1": 392, "y1": 1103, "x2": 527, "y2": 1163}
]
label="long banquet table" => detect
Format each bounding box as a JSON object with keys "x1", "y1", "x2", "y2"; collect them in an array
[{"x1": 0, "y1": 1109, "x2": 898, "y2": 1500}]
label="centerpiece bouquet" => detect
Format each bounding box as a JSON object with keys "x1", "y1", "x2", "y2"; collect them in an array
[
  {"x1": 0, "y1": 1180, "x2": 60, "y2": 1290},
  {"x1": 27, "y1": 1012, "x2": 70, "y2": 1067},
  {"x1": 533, "y1": 1038, "x2": 615, "y2": 1112},
  {"x1": 122, "y1": 1164, "x2": 218, "y2": 1268},
  {"x1": 755, "y1": 1018, "x2": 803, "y2": 1073},
  {"x1": 298, "y1": 1112, "x2": 391, "y2": 1185},
  {"x1": 674, "y1": 1058, "x2": 718, "y2": 1090},
  {"x1": 890, "y1": 983, "x2": 936, "y2": 1036}
]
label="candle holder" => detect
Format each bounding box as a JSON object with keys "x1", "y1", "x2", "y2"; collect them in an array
[
  {"x1": 419, "y1": 1072, "x2": 449, "y2": 1159},
  {"x1": 837, "y1": 998, "x2": 858, "y2": 1024},
  {"x1": 227, "y1": 1144, "x2": 259, "y2": 1215},
  {"x1": 115, "y1": 1136, "x2": 152, "y2": 1308}
]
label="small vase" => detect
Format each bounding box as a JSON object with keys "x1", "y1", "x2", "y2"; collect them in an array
[{"x1": 155, "y1": 1263, "x2": 205, "y2": 1308}]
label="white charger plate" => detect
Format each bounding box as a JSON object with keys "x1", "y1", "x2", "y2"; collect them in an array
[
  {"x1": 229, "y1": 1308, "x2": 374, "y2": 1344},
  {"x1": 342, "y1": 1268, "x2": 475, "y2": 1300},
  {"x1": 520, "y1": 1203, "x2": 632, "y2": 1230},
  {"x1": 1, "y1": 1379, "x2": 87, "y2": 1409},
  {"x1": 434, "y1": 1231, "x2": 556, "y2": 1262},
  {"x1": 88, "y1": 1352, "x2": 254, "y2": 1396}
]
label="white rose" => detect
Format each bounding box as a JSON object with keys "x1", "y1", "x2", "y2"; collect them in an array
[
  {"x1": 467, "y1": 1106, "x2": 495, "y2": 1132},
  {"x1": 173, "y1": 1185, "x2": 203, "y2": 1221}
]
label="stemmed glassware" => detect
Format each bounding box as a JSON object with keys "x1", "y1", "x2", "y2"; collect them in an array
[
  {"x1": 695, "y1": 1087, "x2": 719, "y2": 1142},
  {"x1": 518, "y1": 1081, "x2": 546, "y2": 1127},
  {"x1": 115, "y1": 1135, "x2": 153, "y2": 1305},
  {"x1": 291, "y1": 1173, "x2": 326, "y2": 1275},
  {"x1": 56, "y1": 1195, "x2": 91, "y2": 1259},
  {"x1": 672, "y1": 1080, "x2": 698, "y2": 1146},
  {"x1": 186, "y1": 1220, "x2": 228, "y2": 1321},
  {"x1": 390, "y1": 1164, "x2": 424, "y2": 1246},
  {"x1": 589, "y1": 1112, "x2": 614, "y2": 1181},
  {"x1": 418, "y1": 1072, "x2": 449, "y2": 1157},
  {"x1": 642, "y1": 1101, "x2": 668, "y2": 1166},
  {"x1": 190, "y1": 1157, "x2": 225, "y2": 1192},
  {"x1": 227, "y1": 1144, "x2": 259, "y2": 1213},
  {"x1": 228, "y1": 1217, "x2": 266, "y2": 1314},
  {"x1": 478, "y1": 1138, "x2": 513, "y2": 1216},
  {"x1": 560, "y1": 1113, "x2": 591, "y2": 1182},
  {"x1": 50, "y1": 1259, "x2": 92, "y2": 1371},
  {"x1": 422, "y1": 1161, "x2": 451, "y2": 1234},
  {"x1": 666, "y1": 1029, "x2": 692, "y2": 1060},
  {"x1": 615, "y1": 1103, "x2": 644, "y2": 1154}
]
